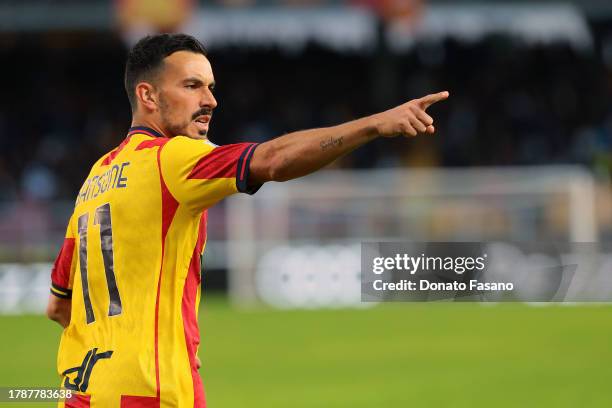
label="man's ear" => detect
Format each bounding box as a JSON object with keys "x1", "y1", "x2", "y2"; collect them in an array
[{"x1": 135, "y1": 82, "x2": 158, "y2": 112}]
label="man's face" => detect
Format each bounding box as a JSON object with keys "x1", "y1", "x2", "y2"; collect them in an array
[{"x1": 155, "y1": 51, "x2": 217, "y2": 140}]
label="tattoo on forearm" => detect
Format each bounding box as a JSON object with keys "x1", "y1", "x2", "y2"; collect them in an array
[{"x1": 320, "y1": 136, "x2": 344, "y2": 151}]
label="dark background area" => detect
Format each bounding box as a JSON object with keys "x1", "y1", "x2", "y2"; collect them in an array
[{"x1": 1, "y1": 24, "x2": 611, "y2": 203}]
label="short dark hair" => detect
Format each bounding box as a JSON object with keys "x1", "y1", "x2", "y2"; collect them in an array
[{"x1": 124, "y1": 33, "x2": 208, "y2": 111}]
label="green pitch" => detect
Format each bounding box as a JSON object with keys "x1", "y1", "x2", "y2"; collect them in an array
[{"x1": 1, "y1": 297, "x2": 611, "y2": 407}]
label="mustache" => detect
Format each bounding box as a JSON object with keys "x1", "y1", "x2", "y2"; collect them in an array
[{"x1": 192, "y1": 108, "x2": 213, "y2": 120}]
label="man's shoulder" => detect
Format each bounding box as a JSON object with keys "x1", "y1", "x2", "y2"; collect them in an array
[
  {"x1": 160, "y1": 136, "x2": 217, "y2": 161},
  {"x1": 169, "y1": 135, "x2": 218, "y2": 147}
]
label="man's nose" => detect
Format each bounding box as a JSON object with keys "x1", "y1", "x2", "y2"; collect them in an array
[{"x1": 201, "y1": 89, "x2": 217, "y2": 109}]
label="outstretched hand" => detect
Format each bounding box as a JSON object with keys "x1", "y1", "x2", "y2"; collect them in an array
[
  {"x1": 249, "y1": 90, "x2": 449, "y2": 183},
  {"x1": 375, "y1": 91, "x2": 450, "y2": 138}
]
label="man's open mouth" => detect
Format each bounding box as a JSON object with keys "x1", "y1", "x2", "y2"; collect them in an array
[{"x1": 194, "y1": 115, "x2": 211, "y2": 124}]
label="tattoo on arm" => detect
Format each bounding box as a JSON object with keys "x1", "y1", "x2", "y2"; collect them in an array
[{"x1": 320, "y1": 136, "x2": 344, "y2": 151}]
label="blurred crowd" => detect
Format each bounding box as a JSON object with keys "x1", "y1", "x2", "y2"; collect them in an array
[{"x1": 1, "y1": 32, "x2": 610, "y2": 204}]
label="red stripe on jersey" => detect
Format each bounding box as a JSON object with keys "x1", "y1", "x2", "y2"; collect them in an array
[
  {"x1": 51, "y1": 237, "x2": 75, "y2": 289},
  {"x1": 101, "y1": 136, "x2": 132, "y2": 166},
  {"x1": 120, "y1": 395, "x2": 160, "y2": 407},
  {"x1": 154, "y1": 141, "x2": 179, "y2": 399},
  {"x1": 187, "y1": 143, "x2": 248, "y2": 180},
  {"x1": 64, "y1": 393, "x2": 91, "y2": 408},
  {"x1": 182, "y1": 211, "x2": 207, "y2": 407},
  {"x1": 136, "y1": 138, "x2": 170, "y2": 151}
]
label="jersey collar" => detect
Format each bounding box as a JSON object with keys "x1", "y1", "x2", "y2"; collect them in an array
[{"x1": 128, "y1": 126, "x2": 164, "y2": 138}]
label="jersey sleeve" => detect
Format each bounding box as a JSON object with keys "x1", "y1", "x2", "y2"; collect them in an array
[
  {"x1": 50, "y1": 215, "x2": 77, "y2": 299},
  {"x1": 159, "y1": 136, "x2": 262, "y2": 212}
]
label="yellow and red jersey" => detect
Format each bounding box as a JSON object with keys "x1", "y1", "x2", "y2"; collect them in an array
[{"x1": 50, "y1": 126, "x2": 260, "y2": 407}]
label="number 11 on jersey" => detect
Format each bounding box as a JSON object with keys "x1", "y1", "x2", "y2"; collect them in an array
[{"x1": 77, "y1": 203, "x2": 123, "y2": 324}]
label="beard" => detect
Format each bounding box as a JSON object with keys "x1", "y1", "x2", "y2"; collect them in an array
[
  {"x1": 158, "y1": 95, "x2": 210, "y2": 138},
  {"x1": 162, "y1": 116, "x2": 198, "y2": 137}
]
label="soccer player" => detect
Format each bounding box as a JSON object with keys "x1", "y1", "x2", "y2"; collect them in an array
[{"x1": 46, "y1": 34, "x2": 448, "y2": 407}]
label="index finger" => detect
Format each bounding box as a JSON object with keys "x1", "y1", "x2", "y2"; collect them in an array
[{"x1": 418, "y1": 91, "x2": 450, "y2": 109}]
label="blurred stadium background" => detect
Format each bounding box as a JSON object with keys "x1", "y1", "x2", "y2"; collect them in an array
[{"x1": 0, "y1": 0, "x2": 611, "y2": 406}]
